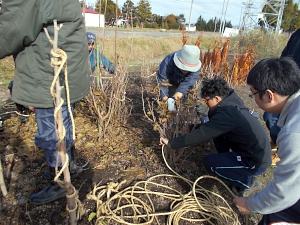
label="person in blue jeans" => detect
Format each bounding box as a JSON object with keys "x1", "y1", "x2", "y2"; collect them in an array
[
  {"x1": 263, "y1": 28, "x2": 300, "y2": 144},
  {"x1": 0, "y1": 0, "x2": 90, "y2": 205},
  {"x1": 234, "y1": 57, "x2": 300, "y2": 224},
  {"x1": 160, "y1": 77, "x2": 271, "y2": 196}
]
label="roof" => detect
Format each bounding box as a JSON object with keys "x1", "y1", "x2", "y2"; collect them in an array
[{"x1": 81, "y1": 8, "x2": 103, "y2": 15}]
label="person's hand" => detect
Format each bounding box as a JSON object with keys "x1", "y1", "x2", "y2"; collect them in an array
[
  {"x1": 233, "y1": 196, "x2": 252, "y2": 215},
  {"x1": 173, "y1": 92, "x2": 183, "y2": 100},
  {"x1": 160, "y1": 137, "x2": 169, "y2": 146},
  {"x1": 29, "y1": 106, "x2": 35, "y2": 112},
  {"x1": 162, "y1": 96, "x2": 168, "y2": 102}
]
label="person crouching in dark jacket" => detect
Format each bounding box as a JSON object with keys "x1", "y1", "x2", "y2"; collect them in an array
[{"x1": 160, "y1": 77, "x2": 272, "y2": 197}]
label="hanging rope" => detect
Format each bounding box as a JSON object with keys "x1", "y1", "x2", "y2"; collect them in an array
[
  {"x1": 44, "y1": 25, "x2": 83, "y2": 221},
  {"x1": 87, "y1": 145, "x2": 243, "y2": 225}
]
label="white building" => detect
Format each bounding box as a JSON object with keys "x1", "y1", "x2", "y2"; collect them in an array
[
  {"x1": 185, "y1": 24, "x2": 196, "y2": 32},
  {"x1": 81, "y1": 8, "x2": 104, "y2": 28}
]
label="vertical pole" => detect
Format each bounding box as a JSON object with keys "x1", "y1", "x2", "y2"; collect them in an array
[
  {"x1": 188, "y1": 0, "x2": 194, "y2": 33},
  {"x1": 219, "y1": 0, "x2": 226, "y2": 33},
  {"x1": 221, "y1": 0, "x2": 229, "y2": 35}
]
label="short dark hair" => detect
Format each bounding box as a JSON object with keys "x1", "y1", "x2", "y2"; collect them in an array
[
  {"x1": 247, "y1": 57, "x2": 300, "y2": 97},
  {"x1": 201, "y1": 77, "x2": 230, "y2": 98}
]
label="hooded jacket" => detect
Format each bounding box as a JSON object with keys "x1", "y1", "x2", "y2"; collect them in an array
[
  {"x1": 0, "y1": 0, "x2": 90, "y2": 108},
  {"x1": 169, "y1": 90, "x2": 272, "y2": 168},
  {"x1": 247, "y1": 90, "x2": 300, "y2": 214}
]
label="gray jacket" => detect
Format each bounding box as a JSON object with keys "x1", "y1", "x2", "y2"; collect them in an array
[
  {"x1": 247, "y1": 90, "x2": 300, "y2": 214},
  {"x1": 0, "y1": 0, "x2": 90, "y2": 108}
]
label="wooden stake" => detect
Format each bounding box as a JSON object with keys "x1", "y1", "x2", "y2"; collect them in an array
[
  {"x1": 0, "y1": 157, "x2": 8, "y2": 197},
  {"x1": 52, "y1": 20, "x2": 77, "y2": 225}
]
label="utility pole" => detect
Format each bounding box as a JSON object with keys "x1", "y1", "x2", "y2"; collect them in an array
[
  {"x1": 221, "y1": 0, "x2": 229, "y2": 35},
  {"x1": 219, "y1": 0, "x2": 226, "y2": 33},
  {"x1": 188, "y1": 0, "x2": 194, "y2": 33}
]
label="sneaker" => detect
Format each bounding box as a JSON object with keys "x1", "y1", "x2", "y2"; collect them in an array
[
  {"x1": 30, "y1": 183, "x2": 66, "y2": 205},
  {"x1": 242, "y1": 177, "x2": 262, "y2": 197}
]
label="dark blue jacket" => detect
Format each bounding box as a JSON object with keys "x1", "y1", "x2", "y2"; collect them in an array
[
  {"x1": 89, "y1": 48, "x2": 114, "y2": 74},
  {"x1": 157, "y1": 51, "x2": 200, "y2": 99},
  {"x1": 169, "y1": 90, "x2": 272, "y2": 168},
  {"x1": 281, "y1": 28, "x2": 300, "y2": 67}
]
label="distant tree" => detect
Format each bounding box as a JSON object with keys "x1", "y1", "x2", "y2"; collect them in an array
[
  {"x1": 162, "y1": 21, "x2": 169, "y2": 29},
  {"x1": 176, "y1": 14, "x2": 186, "y2": 24},
  {"x1": 153, "y1": 14, "x2": 163, "y2": 28},
  {"x1": 261, "y1": 0, "x2": 299, "y2": 32},
  {"x1": 195, "y1": 16, "x2": 207, "y2": 31},
  {"x1": 122, "y1": 0, "x2": 136, "y2": 19},
  {"x1": 165, "y1": 14, "x2": 180, "y2": 29},
  {"x1": 136, "y1": 0, "x2": 152, "y2": 28},
  {"x1": 207, "y1": 18, "x2": 215, "y2": 31},
  {"x1": 95, "y1": 0, "x2": 121, "y2": 22},
  {"x1": 282, "y1": 0, "x2": 298, "y2": 32}
]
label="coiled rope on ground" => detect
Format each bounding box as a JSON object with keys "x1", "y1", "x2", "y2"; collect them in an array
[{"x1": 87, "y1": 145, "x2": 243, "y2": 225}]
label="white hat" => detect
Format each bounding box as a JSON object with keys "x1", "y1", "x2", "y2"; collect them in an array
[{"x1": 173, "y1": 45, "x2": 201, "y2": 72}]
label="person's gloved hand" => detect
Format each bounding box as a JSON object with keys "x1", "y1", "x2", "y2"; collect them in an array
[
  {"x1": 166, "y1": 97, "x2": 176, "y2": 111},
  {"x1": 200, "y1": 116, "x2": 209, "y2": 124}
]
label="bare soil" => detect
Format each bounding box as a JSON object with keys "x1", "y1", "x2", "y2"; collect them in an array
[{"x1": 0, "y1": 73, "x2": 274, "y2": 225}]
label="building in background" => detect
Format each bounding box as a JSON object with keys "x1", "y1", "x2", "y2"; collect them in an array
[{"x1": 81, "y1": 8, "x2": 104, "y2": 28}]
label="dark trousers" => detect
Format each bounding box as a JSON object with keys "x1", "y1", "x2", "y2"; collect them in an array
[
  {"x1": 263, "y1": 112, "x2": 281, "y2": 144},
  {"x1": 203, "y1": 150, "x2": 266, "y2": 189},
  {"x1": 258, "y1": 198, "x2": 300, "y2": 224}
]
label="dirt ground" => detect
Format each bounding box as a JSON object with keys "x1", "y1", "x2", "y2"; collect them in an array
[{"x1": 0, "y1": 72, "x2": 275, "y2": 225}]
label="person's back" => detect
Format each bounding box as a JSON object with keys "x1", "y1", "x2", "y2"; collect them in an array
[
  {"x1": 0, "y1": 0, "x2": 90, "y2": 205},
  {"x1": 205, "y1": 90, "x2": 271, "y2": 168},
  {"x1": 0, "y1": 0, "x2": 90, "y2": 108}
]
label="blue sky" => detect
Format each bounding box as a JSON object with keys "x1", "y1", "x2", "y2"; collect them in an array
[{"x1": 86, "y1": 0, "x2": 265, "y2": 26}]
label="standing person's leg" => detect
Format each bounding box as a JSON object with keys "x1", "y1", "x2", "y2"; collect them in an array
[{"x1": 30, "y1": 105, "x2": 75, "y2": 205}]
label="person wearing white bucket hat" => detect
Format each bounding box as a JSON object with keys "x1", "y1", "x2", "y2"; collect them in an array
[{"x1": 157, "y1": 45, "x2": 202, "y2": 110}]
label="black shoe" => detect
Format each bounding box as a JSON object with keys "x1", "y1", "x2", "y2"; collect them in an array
[{"x1": 30, "y1": 183, "x2": 66, "y2": 205}]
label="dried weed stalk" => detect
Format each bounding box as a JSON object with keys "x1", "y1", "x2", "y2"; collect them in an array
[
  {"x1": 200, "y1": 38, "x2": 255, "y2": 87},
  {"x1": 85, "y1": 63, "x2": 131, "y2": 138}
]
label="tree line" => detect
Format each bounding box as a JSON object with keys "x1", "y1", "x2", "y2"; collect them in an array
[{"x1": 81, "y1": 0, "x2": 300, "y2": 32}]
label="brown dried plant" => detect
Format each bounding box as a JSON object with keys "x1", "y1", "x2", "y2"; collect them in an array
[
  {"x1": 85, "y1": 58, "x2": 131, "y2": 138},
  {"x1": 200, "y1": 38, "x2": 255, "y2": 88},
  {"x1": 142, "y1": 79, "x2": 201, "y2": 168},
  {"x1": 182, "y1": 26, "x2": 187, "y2": 46}
]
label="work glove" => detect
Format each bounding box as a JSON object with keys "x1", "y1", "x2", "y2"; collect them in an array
[{"x1": 166, "y1": 97, "x2": 176, "y2": 111}]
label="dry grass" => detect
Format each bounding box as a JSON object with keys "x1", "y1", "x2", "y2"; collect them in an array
[{"x1": 231, "y1": 30, "x2": 290, "y2": 59}]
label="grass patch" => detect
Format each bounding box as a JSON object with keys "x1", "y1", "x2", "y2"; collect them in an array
[{"x1": 0, "y1": 56, "x2": 14, "y2": 90}]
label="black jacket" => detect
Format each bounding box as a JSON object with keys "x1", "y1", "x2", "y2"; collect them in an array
[
  {"x1": 169, "y1": 90, "x2": 272, "y2": 168},
  {"x1": 281, "y1": 28, "x2": 300, "y2": 68}
]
